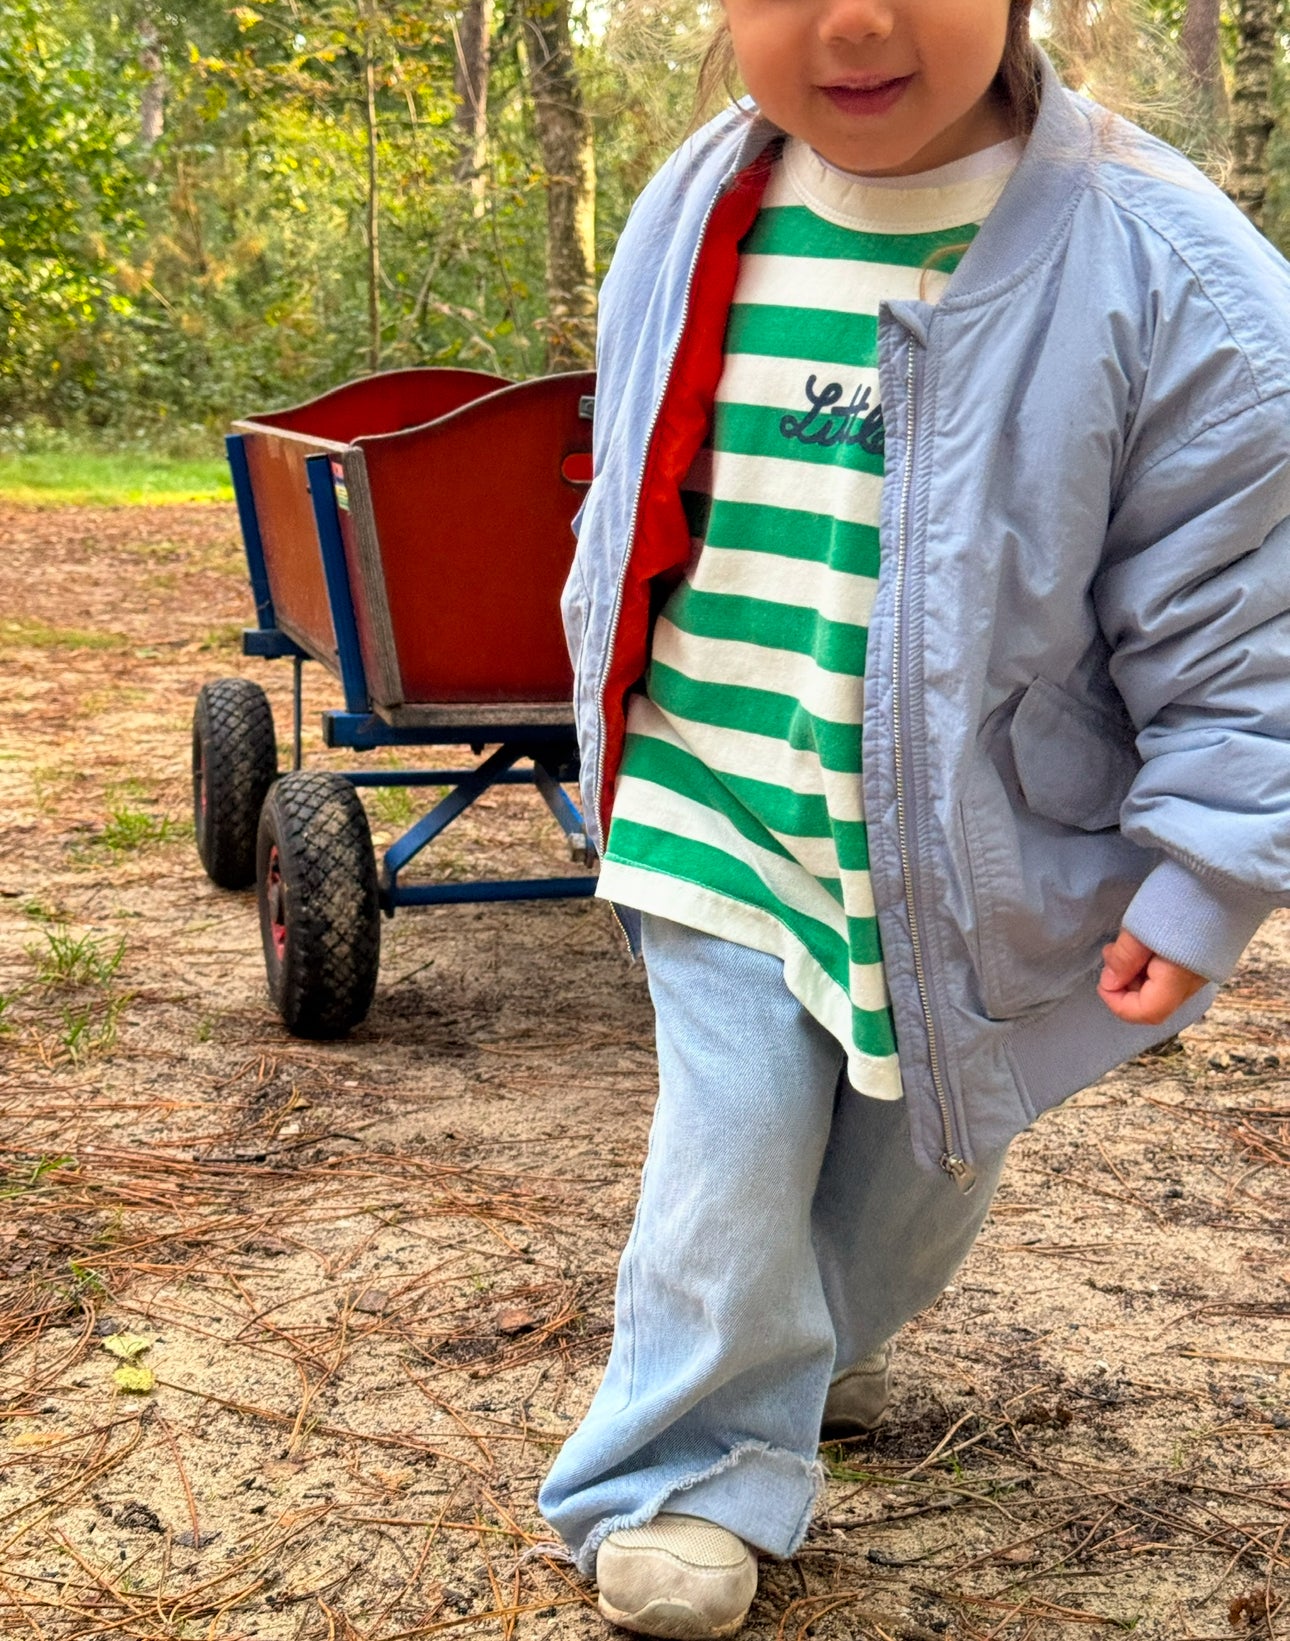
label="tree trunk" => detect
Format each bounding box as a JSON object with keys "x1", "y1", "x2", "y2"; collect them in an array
[
  {"x1": 519, "y1": 0, "x2": 596, "y2": 371},
  {"x1": 1228, "y1": 0, "x2": 1279, "y2": 228},
  {"x1": 453, "y1": 0, "x2": 493, "y2": 210},
  {"x1": 1180, "y1": 0, "x2": 1228, "y2": 127},
  {"x1": 363, "y1": 0, "x2": 382, "y2": 373},
  {"x1": 139, "y1": 20, "x2": 164, "y2": 148}
]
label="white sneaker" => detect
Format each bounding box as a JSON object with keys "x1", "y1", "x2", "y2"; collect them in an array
[
  {"x1": 595, "y1": 1512, "x2": 757, "y2": 1639},
  {"x1": 820, "y1": 1343, "x2": 893, "y2": 1440}
]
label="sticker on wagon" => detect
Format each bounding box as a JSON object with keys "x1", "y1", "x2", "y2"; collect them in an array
[{"x1": 330, "y1": 460, "x2": 350, "y2": 511}]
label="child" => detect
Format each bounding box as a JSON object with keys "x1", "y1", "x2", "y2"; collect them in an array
[{"x1": 540, "y1": 1, "x2": 1290, "y2": 1634}]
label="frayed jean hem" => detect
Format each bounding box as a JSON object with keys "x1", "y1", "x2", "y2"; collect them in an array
[{"x1": 569, "y1": 1441, "x2": 827, "y2": 1578}]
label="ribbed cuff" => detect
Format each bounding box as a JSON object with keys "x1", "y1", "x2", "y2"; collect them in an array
[{"x1": 1121, "y1": 858, "x2": 1271, "y2": 983}]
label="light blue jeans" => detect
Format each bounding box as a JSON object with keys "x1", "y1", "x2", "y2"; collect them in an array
[{"x1": 539, "y1": 914, "x2": 1009, "y2": 1575}]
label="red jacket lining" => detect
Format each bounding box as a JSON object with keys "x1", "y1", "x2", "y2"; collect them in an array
[{"x1": 597, "y1": 154, "x2": 775, "y2": 842}]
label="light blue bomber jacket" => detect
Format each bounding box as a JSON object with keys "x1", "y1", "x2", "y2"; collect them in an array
[{"x1": 563, "y1": 51, "x2": 1290, "y2": 1185}]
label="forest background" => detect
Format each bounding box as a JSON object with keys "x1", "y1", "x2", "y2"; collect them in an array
[{"x1": 0, "y1": 0, "x2": 1287, "y2": 461}]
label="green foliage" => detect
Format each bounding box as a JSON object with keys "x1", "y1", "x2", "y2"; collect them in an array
[
  {"x1": 58, "y1": 0, "x2": 552, "y2": 421},
  {"x1": 583, "y1": 1, "x2": 723, "y2": 246},
  {"x1": 0, "y1": 0, "x2": 144, "y2": 419},
  {"x1": 1, "y1": 919, "x2": 135, "y2": 1065},
  {"x1": 20, "y1": 924, "x2": 132, "y2": 1062},
  {"x1": 0, "y1": 0, "x2": 1284, "y2": 434},
  {"x1": 0, "y1": 0, "x2": 687, "y2": 433}
]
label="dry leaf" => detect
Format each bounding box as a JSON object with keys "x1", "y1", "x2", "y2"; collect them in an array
[
  {"x1": 352, "y1": 1288, "x2": 388, "y2": 1315},
  {"x1": 113, "y1": 1364, "x2": 155, "y2": 1394},
  {"x1": 101, "y1": 1333, "x2": 152, "y2": 1361},
  {"x1": 496, "y1": 1305, "x2": 538, "y2": 1336}
]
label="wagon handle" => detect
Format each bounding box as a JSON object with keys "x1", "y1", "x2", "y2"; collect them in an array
[{"x1": 560, "y1": 452, "x2": 594, "y2": 489}]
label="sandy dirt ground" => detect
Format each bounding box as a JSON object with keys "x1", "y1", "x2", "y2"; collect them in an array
[{"x1": 0, "y1": 500, "x2": 1286, "y2": 1641}]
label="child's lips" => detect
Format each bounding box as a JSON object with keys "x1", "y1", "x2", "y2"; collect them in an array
[{"x1": 819, "y1": 76, "x2": 913, "y2": 117}]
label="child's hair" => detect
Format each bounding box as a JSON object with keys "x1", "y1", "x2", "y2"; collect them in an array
[
  {"x1": 692, "y1": 0, "x2": 1042, "y2": 137},
  {"x1": 1042, "y1": 1, "x2": 1221, "y2": 171},
  {"x1": 997, "y1": 1, "x2": 1042, "y2": 133}
]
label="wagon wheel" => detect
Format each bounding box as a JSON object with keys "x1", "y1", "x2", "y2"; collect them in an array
[
  {"x1": 256, "y1": 772, "x2": 380, "y2": 1038},
  {"x1": 193, "y1": 679, "x2": 278, "y2": 889}
]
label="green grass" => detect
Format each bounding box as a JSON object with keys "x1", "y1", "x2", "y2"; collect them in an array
[
  {"x1": 33, "y1": 926, "x2": 126, "y2": 988},
  {"x1": 0, "y1": 1155, "x2": 76, "y2": 1198},
  {"x1": 0, "y1": 450, "x2": 232, "y2": 507},
  {"x1": 98, "y1": 804, "x2": 184, "y2": 853},
  {"x1": 22, "y1": 897, "x2": 62, "y2": 922},
  {"x1": 197, "y1": 621, "x2": 245, "y2": 654},
  {"x1": 60, "y1": 996, "x2": 127, "y2": 1062},
  {"x1": 12, "y1": 925, "x2": 133, "y2": 1065},
  {"x1": 0, "y1": 617, "x2": 131, "y2": 652},
  {"x1": 367, "y1": 784, "x2": 422, "y2": 829}
]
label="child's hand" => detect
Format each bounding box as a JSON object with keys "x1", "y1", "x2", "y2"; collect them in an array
[{"x1": 1097, "y1": 929, "x2": 1206, "y2": 1025}]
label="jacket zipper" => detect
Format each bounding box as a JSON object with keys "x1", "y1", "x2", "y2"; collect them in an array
[
  {"x1": 892, "y1": 339, "x2": 974, "y2": 1191},
  {"x1": 591, "y1": 180, "x2": 733, "y2": 862}
]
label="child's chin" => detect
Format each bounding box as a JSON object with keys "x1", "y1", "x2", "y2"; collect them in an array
[{"x1": 804, "y1": 120, "x2": 919, "y2": 178}]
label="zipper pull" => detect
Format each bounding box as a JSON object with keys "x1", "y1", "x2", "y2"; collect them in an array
[{"x1": 941, "y1": 1152, "x2": 977, "y2": 1192}]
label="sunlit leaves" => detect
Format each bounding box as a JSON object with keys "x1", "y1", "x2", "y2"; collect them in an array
[{"x1": 0, "y1": 0, "x2": 143, "y2": 408}]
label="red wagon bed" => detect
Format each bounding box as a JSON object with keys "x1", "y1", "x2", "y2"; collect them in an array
[{"x1": 231, "y1": 366, "x2": 593, "y2": 723}]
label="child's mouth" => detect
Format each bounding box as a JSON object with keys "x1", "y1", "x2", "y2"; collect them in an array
[{"x1": 820, "y1": 77, "x2": 912, "y2": 116}]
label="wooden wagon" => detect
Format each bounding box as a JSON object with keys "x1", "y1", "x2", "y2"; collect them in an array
[{"x1": 192, "y1": 367, "x2": 597, "y2": 1036}]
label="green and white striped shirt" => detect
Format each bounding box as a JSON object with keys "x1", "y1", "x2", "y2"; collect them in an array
[{"x1": 599, "y1": 136, "x2": 1022, "y2": 1099}]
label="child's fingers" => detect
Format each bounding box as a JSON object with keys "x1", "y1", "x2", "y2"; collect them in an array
[
  {"x1": 1098, "y1": 952, "x2": 1207, "y2": 1025},
  {"x1": 1098, "y1": 927, "x2": 1152, "y2": 993}
]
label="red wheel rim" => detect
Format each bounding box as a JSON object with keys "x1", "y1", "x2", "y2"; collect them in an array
[{"x1": 266, "y1": 845, "x2": 287, "y2": 961}]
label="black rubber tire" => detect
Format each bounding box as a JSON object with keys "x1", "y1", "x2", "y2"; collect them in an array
[
  {"x1": 193, "y1": 679, "x2": 278, "y2": 889},
  {"x1": 256, "y1": 772, "x2": 380, "y2": 1038}
]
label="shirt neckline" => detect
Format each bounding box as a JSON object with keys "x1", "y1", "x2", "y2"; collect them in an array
[
  {"x1": 782, "y1": 134, "x2": 1025, "y2": 235},
  {"x1": 814, "y1": 136, "x2": 1026, "y2": 190}
]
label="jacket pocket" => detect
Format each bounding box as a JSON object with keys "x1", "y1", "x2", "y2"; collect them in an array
[
  {"x1": 958, "y1": 679, "x2": 1148, "y2": 1021},
  {"x1": 1009, "y1": 676, "x2": 1140, "y2": 832}
]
